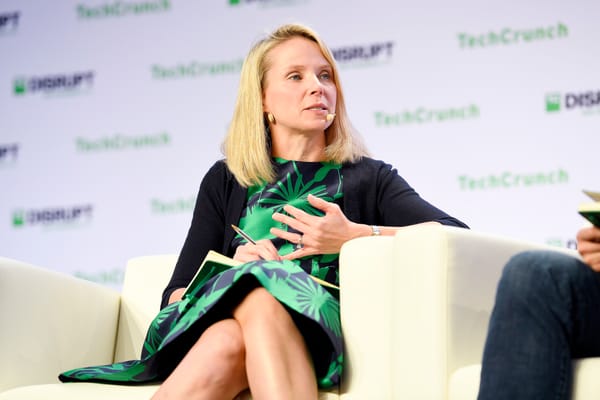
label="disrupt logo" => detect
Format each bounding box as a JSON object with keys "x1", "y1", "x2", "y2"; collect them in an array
[
  {"x1": 0, "y1": 11, "x2": 19, "y2": 33},
  {"x1": 152, "y1": 59, "x2": 243, "y2": 79},
  {"x1": 151, "y1": 196, "x2": 195, "y2": 214},
  {"x1": 13, "y1": 71, "x2": 94, "y2": 96},
  {"x1": 77, "y1": 0, "x2": 170, "y2": 19},
  {"x1": 12, "y1": 204, "x2": 94, "y2": 228},
  {"x1": 228, "y1": 0, "x2": 308, "y2": 7},
  {"x1": 332, "y1": 41, "x2": 394, "y2": 66},
  {"x1": 546, "y1": 90, "x2": 600, "y2": 114},
  {"x1": 76, "y1": 131, "x2": 171, "y2": 152},
  {"x1": 0, "y1": 143, "x2": 19, "y2": 164},
  {"x1": 458, "y1": 22, "x2": 568, "y2": 49},
  {"x1": 375, "y1": 104, "x2": 479, "y2": 126},
  {"x1": 458, "y1": 168, "x2": 568, "y2": 191}
]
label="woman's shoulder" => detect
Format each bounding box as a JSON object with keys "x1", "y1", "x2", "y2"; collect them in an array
[
  {"x1": 200, "y1": 159, "x2": 238, "y2": 186},
  {"x1": 343, "y1": 156, "x2": 395, "y2": 173},
  {"x1": 205, "y1": 159, "x2": 232, "y2": 177}
]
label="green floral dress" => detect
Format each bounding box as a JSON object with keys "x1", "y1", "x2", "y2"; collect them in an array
[{"x1": 59, "y1": 159, "x2": 344, "y2": 388}]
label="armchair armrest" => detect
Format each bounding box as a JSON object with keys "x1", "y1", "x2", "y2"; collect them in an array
[
  {"x1": 339, "y1": 235, "x2": 396, "y2": 399},
  {"x1": 0, "y1": 257, "x2": 120, "y2": 392},
  {"x1": 339, "y1": 225, "x2": 578, "y2": 399},
  {"x1": 394, "y1": 225, "x2": 575, "y2": 399},
  {"x1": 114, "y1": 254, "x2": 176, "y2": 362}
]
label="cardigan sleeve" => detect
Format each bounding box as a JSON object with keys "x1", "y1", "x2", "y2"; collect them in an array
[
  {"x1": 160, "y1": 160, "x2": 231, "y2": 308},
  {"x1": 344, "y1": 158, "x2": 468, "y2": 228},
  {"x1": 377, "y1": 162, "x2": 468, "y2": 227}
]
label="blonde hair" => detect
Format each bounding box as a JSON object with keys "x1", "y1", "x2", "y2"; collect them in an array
[{"x1": 222, "y1": 23, "x2": 369, "y2": 187}]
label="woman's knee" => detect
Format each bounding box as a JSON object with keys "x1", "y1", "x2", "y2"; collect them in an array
[
  {"x1": 200, "y1": 319, "x2": 246, "y2": 362},
  {"x1": 173, "y1": 319, "x2": 247, "y2": 395},
  {"x1": 234, "y1": 287, "x2": 289, "y2": 325}
]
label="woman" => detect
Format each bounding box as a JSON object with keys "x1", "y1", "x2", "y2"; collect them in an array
[{"x1": 60, "y1": 23, "x2": 468, "y2": 399}]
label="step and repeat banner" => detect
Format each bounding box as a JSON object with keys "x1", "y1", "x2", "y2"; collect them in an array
[{"x1": 1, "y1": 0, "x2": 598, "y2": 289}]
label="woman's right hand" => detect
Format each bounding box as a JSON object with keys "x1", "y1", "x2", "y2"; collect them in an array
[{"x1": 233, "y1": 239, "x2": 282, "y2": 262}]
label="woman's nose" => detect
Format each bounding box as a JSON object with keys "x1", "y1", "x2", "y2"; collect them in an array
[{"x1": 309, "y1": 75, "x2": 324, "y2": 95}]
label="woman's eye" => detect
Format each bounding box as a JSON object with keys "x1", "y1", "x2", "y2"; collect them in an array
[
  {"x1": 288, "y1": 74, "x2": 301, "y2": 81},
  {"x1": 319, "y1": 72, "x2": 331, "y2": 80}
]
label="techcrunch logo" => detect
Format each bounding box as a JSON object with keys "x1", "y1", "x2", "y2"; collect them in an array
[
  {"x1": 332, "y1": 41, "x2": 394, "y2": 66},
  {"x1": 151, "y1": 196, "x2": 195, "y2": 214},
  {"x1": 0, "y1": 143, "x2": 19, "y2": 164},
  {"x1": 152, "y1": 60, "x2": 243, "y2": 79},
  {"x1": 0, "y1": 11, "x2": 19, "y2": 33},
  {"x1": 228, "y1": 0, "x2": 308, "y2": 7},
  {"x1": 458, "y1": 22, "x2": 568, "y2": 49},
  {"x1": 75, "y1": 268, "x2": 124, "y2": 285},
  {"x1": 375, "y1": 104, "x2": 479, "y2": 126},
  {"x1": 12, "y1": 204, "x2": 94, "y2": 228},
  {"x1": 76, "y1": 132, "x2": 171, "y2": 152},
  {"x1": 77, "y1": 0, "x2": 170, "y2": 19},
  {"x1": 546, "y1": 237, "x2": 577, "y2": 250},
  {"x1": 546, "y1": 90, "x2": 600, "y2": 115},
  {"x1": 458, "y1": 168, "x2": 568, "y2": 191},
  {"x1": 13, "y1": 71, "x2": 94, "y2": 96}
]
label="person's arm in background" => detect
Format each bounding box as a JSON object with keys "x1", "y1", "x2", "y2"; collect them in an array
[{"x1": 577, "y1": 225, "x2": 600, "y2": 271}]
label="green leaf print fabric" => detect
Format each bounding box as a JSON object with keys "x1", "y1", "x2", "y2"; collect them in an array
[{"x1": 60, "y1": 159, "x2": 344, "y2": 388}]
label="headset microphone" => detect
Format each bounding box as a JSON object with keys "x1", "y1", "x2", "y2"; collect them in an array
[{"x1": 326, "y1": 113, "x2": 336, "y2": 122}]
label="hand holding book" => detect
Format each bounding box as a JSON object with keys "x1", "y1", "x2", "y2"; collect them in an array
[{"x1": 183, "y1": 225, "x2": 340, "y2": 297}]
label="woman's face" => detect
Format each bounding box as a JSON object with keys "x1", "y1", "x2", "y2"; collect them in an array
[{"x1": 262, "y1": 37, "x2": 337, "y2": 136}]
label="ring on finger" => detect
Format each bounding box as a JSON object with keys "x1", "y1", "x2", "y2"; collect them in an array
[{"x1": 296, "y1": 234, "x2": 304, "y2": 250}]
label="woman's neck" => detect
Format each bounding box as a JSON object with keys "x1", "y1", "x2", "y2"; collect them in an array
[{"x1": 270, "y1": 131, "x2": 326, "y2": 161}]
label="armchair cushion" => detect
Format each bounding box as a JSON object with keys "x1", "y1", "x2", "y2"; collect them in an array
[
  {"x1": 448, "y1": 358, "x2": 600, "y2": 400},
  {"x1": 0, "y1": 257, "x2": 119, "y2": 393}
]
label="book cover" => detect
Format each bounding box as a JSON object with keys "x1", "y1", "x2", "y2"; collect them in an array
[
  {"x1": 183, "y1": 250, "x2": 241, "y2": 295},
  {"x1": 579, "y1": 189, "x2": 600, "y2": 227},
  {"x1": 583, "y1": 190, "x2": 600, "y2": 202},
  {"x1": 184, "y1": 250, "x2": 340, "y2": 296}
]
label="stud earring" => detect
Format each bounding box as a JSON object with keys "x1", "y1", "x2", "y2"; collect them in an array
[{"x1": 267, "y1": 112, "x2": 275, "y2": 124}]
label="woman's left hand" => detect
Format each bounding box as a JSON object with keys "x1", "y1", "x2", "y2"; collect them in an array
[{"x1": 270, "y1": 194, "x2": 366, "y2": 260}]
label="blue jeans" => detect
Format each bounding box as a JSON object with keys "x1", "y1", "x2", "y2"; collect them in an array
[{"x1": 477, "y1": 250, "x2": 600, "y2": 400}]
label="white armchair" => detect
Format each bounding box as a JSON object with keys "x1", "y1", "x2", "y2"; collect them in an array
[
  {"x1": 2, "y1": 224, "x2": 600, "y2": 399},
  {"x1": 340, "y1": 224, "x2": 600, "y2": 399}
]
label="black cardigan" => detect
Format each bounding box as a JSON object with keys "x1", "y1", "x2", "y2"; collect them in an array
[{"x1": 161, "y1": 157, "x2": 468, "y2": 307}]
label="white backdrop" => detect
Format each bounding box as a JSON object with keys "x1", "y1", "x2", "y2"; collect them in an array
[{"x1": 1, "y1": 0, "x2": 598, "y2": 289}]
